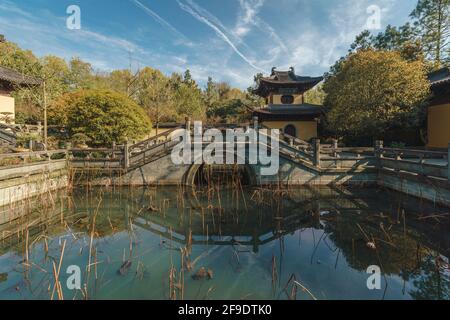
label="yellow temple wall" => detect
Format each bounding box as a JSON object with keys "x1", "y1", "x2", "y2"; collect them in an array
[
  {"x1": 262, "y1": 120, "x2": 317, "y2": 141},
  {"x1": 0, "y1": 95, "x2": 15, "y2": 123},
  {"x1": 270, "y1": 94, "x2": 303, "y2": 105},
  {"x1": 427, "y1": 103, "x2": 450, "y2": 149}
]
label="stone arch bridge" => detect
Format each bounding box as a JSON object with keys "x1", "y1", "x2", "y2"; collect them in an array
[{"x1": 70, "y1": 122, "x2": 379, "y2": 187}]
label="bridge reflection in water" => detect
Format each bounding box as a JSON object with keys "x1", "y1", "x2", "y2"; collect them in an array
[
  {"x1": 74, "y1": 185, "x2": 450, "y2": 261},
  {"x1": 0, "y1": 185, "x2": 449, "y2": 300}
]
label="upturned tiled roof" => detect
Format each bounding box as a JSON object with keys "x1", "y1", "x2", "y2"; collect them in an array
[
  {"x1": 0, "y1": 65, "x2": 42, "y2": 86},
  {"x1": 428, "y1": 67, "x2": 450, "y2": 86},
  {"x1": 261, "y1": 67, "x2": 323, "y2": 85}
]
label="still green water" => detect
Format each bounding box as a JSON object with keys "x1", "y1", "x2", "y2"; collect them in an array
[{"x1": 0, "y1": 186, "x2": 448, "y2": 300}]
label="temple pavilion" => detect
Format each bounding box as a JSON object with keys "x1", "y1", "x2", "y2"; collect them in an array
[
  {"x1": 0, "y1": 65, "x2": 41, "y2": 124},
  {"x1": 252, "y1": 67, "x2": 323, "y2": 141},
  {"x1": 427, "y1": 67, "x2": 450, "y2": 149}
]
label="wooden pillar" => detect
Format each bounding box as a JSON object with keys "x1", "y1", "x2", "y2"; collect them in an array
[
  {"x1": 313, "y1": 139, "x2": 321, "y2": 168},
  {"x1": 43, "y1": 81, "x2": 48, "y2": 150},
  {"x1": 448, "y1": 143, "x2": 450, "y2": 181}
]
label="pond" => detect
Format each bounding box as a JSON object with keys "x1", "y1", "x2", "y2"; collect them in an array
[{"x1": 0, "y1": 185, "x2": 449, "y2": 300}]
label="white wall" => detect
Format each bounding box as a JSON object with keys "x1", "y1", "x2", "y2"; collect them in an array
[{"x1": 0, "y1": 95, "x2": 15, "y2": 123}]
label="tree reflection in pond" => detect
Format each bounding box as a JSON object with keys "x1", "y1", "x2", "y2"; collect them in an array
[{"x1": 0, "y1": 186, "x2": 448, "y2": 300}]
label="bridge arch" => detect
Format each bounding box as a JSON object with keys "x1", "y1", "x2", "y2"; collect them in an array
[{"x1": 183, "y1": 150, "x2": 258, "y2": 186}]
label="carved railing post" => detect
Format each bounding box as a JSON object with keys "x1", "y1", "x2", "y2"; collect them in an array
[
  {"x1": 375, "y1": 140, "x2": 384, "y2": 157},
  {"x1": 332, "y1": 139, "x2": 338, "y2": 158},
  {"x1": 66, "y1": 142, "x2": 72, "y2": 161},
  {"x1": 112, "y1": 141, "x2": 116, "y2": 160},
  {"x1": 253, "y1": 116, "x2": 259, "y2": 131},
  {"x1": 124, "y1": 141, "x2": 130, "y2": 169},
  {"x1": 185, "y1": 117, "x2": 191, "y2": 134},
  {"x1": 375, "y1": 140, "x2": 384, "y2": 170},
  {"x1": 313, "y1": 139, "x2": 321, "y2": 168},
  {"x1": 37, "y1": 121, "x2": 42, "y2": 137},
  {"x1": 332, "y1": 139, "x2": 338, "y2": 149}
]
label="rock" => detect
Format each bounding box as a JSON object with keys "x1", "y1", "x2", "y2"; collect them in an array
[
  {"x1": 207, "y1": 268, "x2": 214, "y2": 280},
  {"x1": 147, "y1": 205, "x2": 159, "y2": 212},
  {"x1": 191, "y1": 267, "x2": 213, "y2": 280},
  {"x1": 0, "y1": 273, "x2": 7, "y2": 283},
  {"x1": 118, "y1": 260, "x2": 132, "y2": 275},
  {"x1": 173, "y1": 283, "x2": 182, "y2": 290},
  {"x1": 366, "y1": 242, "x2": 377, "y2": 250}
]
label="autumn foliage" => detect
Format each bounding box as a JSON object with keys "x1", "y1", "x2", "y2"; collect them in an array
[{"x1": 323, "y1": 50, "x2": 430, "y2": 138}]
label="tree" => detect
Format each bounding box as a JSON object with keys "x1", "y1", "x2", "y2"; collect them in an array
[
  {"x1": 173, "y1": 82, "x2": 206, "y2": 121},
  {"x1": 102, "y1": 69, "x2": 137, "y2": 97},
  {"x1": 203, "y1": 77, "x2": 256, "y2": 124},
  {"x1": 41, "y1": 56, "x2": 71, "y2": 101},
  {"x1": 206, "y1": 99, "x2": 251, "y2": 124},
  {"x1": 69, "y1": 57, "x2": 93, "y2": 89},
  {"x1": 50, "y1": 89, "x2": 151, "y2": 146},
  {"x1": 0, "y1": 38, "x2": 40, "y2": 75},
  {"x1": 135, "y1": 67, "x2": 175, "y2": 132},
  {"x1": 1, "y1": 35, "x2": 252, "y2": 130},
  {"x1": 323, "y1": 50, "x2": 430, "y2": 139},
  {"x1": 348, "y1": 26, "x2": 424, "y2": 62},
  {"x1": 349, "y1": 30, "x2": 373, "y2": 52},
  {"x1": 171, "y1": 72, "x2": 206, "y2": 121},
  {"x1": 204, "y1": 77, "x2": 220, "y2": 109},
  {"x1": 183, "y1": 69, "x2": 194, "y2": 86},
  {"x1": 0, "y1": 38, "x2": 43, "y2": 121},
  {"x1": 343, "y1": 1, "x2": 449, "y2": 69},
  {"x1": 410, "y1": 0, "x2": 450, "y2": 68},
  {"x1": 304, "y1": 84, "x2": 326, "y2": 105}
]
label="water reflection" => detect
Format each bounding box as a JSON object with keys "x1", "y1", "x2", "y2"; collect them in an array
[{"x1": 0, "y1": 186, "x2": 448, "y2": 300}]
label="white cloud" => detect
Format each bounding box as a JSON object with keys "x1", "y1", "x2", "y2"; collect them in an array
[
  {"x1": 177, "y1": 0, "x2": 265, "y2": 72},
  {"x1": 0, "y1": 0, "x2": 418, "y2": 89},
  {"x1": 233, "y1": 0, "x2": 287, "y2": 66},
  {"x1": 129, "y1": 0, "x2": 192, "y2": 46},
  {"x1": 236, "y1": 0, "x2": 265, "y2": 35}
]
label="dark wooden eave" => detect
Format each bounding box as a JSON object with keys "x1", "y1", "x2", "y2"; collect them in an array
[
  {"x1": 0, "y1": 65, "x2": 42, "y2": 92},
  {"x1": 253, "y1": 103, "x2": 324, "y2": 121},
  {"x1": 428, "y1": 67, "x2": 450, "y2": 106}
]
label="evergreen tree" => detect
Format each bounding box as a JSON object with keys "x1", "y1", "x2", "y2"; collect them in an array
[
  {"x1": 183, "y1": 69, "x2": 194, "y2": 86},
  {"x1": 410, "y1": 0, "x2": 450, "y2": 68}
]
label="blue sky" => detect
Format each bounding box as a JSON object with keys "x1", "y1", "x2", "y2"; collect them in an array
[{"x1": 0, "y1": 0, "x2": 417, "y2": 88}]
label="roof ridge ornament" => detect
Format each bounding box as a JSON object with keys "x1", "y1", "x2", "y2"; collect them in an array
[{"x1": 271, "y1": 67, "x2": 277, "y2": 76}]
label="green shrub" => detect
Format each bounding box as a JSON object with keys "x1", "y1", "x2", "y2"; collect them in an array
[{"x1": 51, "y1": 89, "x2": 152, "y2": 146}]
